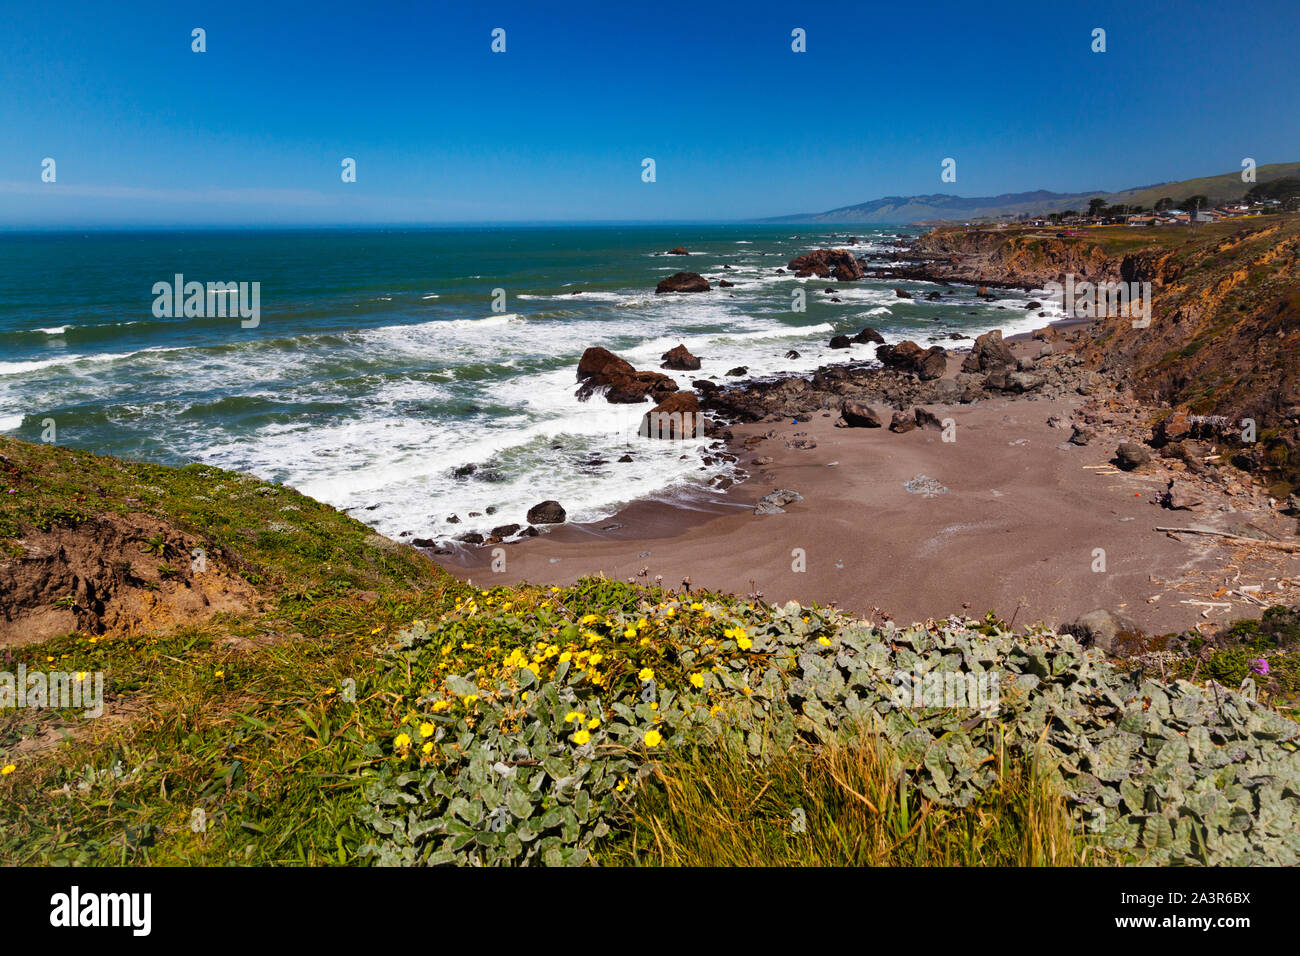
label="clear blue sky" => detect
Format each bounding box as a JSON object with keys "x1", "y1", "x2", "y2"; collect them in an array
[{"x1": 2, "y1": 0, "x2": 1297, "y2": 225}]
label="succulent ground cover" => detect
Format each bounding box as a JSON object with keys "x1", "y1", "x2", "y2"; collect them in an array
[{"x1": 361, "y1": 588, "x2": 1300, "y2": 866}]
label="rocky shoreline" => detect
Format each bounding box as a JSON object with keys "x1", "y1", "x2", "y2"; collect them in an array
[{"x1": 426, "y1": 227, "x2": 1300, "y2": 651}]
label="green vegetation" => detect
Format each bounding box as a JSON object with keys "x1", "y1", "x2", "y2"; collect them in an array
[
  {"x1": 1, "y1": 436, "x2": 1298, "y2": 866},
  {"x1": 595, "y1": 729, "x2": 1111, "y2": 866}
]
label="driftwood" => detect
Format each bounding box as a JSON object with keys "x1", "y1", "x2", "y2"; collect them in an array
[{"x1": 1155, "y1": 526, "x2": 1300, "y2": 553}]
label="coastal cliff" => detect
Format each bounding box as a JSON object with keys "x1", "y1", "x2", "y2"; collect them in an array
[{"x1": 902, "y1": 217, "x2": 1300, "y2": 494}]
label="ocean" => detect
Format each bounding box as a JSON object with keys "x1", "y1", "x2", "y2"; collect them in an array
[{"x1": 0, "y1": 224, "x2": 1050, "y2": 542}]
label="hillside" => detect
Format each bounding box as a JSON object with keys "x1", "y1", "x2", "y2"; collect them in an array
[
  {"x1": 1, "y1": 434, "x2": 1299, "y2": 865},
  {"x1": 907, "y1": 214, "x2": 1300, "y2": 495},
  {"x1": 766, "y1": 162, "x2": 1300, "y2": 224}
]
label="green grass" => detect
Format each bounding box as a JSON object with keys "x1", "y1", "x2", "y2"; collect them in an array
[{"x1": 595, "y1": 725, "x2": 1116, "y2": 867}]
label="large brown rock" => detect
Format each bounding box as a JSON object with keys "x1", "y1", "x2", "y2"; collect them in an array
[
  {"x1": 656, "y1": 272, "x2": 710, "y2": 294},
  {"x1": 787, "y1": 249, "x2": 865, "y2": 282},
  {"x1": 889, "y1": 410, "x2": 917, "y2": 433},
  {"x1": 660, "y1": 343, "x2": 702, "y2": 371},
  {"x1": 840, "y1": 400, "x2": 883, "y2": 428},
  {"x1": 876, "y1": 341, "x2": 947, "y2": 380},
  {"x1": 526, "y1": 500, "x2": 566, "y2": 524},
  {"x1": 576, "y1": 346, "x2": 679, "y2": 404},
  {"x1": 1153, "y1": 409, "x2": 1193, "y2": 446},
  {"x1": 960, "y1": 329, "x2": 1015, "y2": 373},
  {"x1": 640, "y1": 391, "x2": 704, "y2": 439}
]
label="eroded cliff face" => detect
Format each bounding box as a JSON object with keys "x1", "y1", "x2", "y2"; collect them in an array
[
  {"x1": 912, "y1": 219, "x2": 1300, "y2": 492},
  {"x1": 911, "y1": 227, "x2": 1125, "y2": 288}
]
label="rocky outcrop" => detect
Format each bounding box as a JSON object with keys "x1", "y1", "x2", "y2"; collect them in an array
[
  {"x1": 1114, "y1": 442, "x2": 1152, "y2": 471},
  {"x1": 640, "y1": 391, "x2": 704, "y2": 440},
  {"x1": 889, "y1": 410, "x2": 917, "y2": 433},
  {"x1": 754, "y1": 489, "x2": 802, "y2": 515},
  {"x1": 840, "y1": 400, "x2": 882, "y2": 428},
  {"x1": 660, "y1": 343, "x2": 702, "y2": 371},
  {"x1": 656, "y1": 272, "x2": 710, "y2": 294},
  {"x1": 960, "y1": 329, "x2": 1015, "y2": 373},
  {"x1": 576, "y1": 347, "x2": 679, "y2": 404},
  {"x1": 876, "y1": 341, "x2": 947, "y2": 380},
  {"x1": 526, "y1": 501, "x2": 566, "y2": 524},
  {"x1": 788, "y1": 249, "x2": 865, "y2": 281}
]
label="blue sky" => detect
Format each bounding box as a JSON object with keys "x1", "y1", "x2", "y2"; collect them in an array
[{"x1": 2, "y1": 0, "x2": 1297, "y2": 225}]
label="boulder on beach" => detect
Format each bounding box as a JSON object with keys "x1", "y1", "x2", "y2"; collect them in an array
[
  {"x1": 960, "y1": 329, "x2": 1015, "y2": 373},
  {"x1": 576, "y1": 346, "x2": 679, "y2": 404},
  {"x1": 1069, "y1": 424, "x2": 1096, "y2": 446},
  {"x1": 829, "y1": 335, "x2": 853, "y2": 349},
  {"x1": 640, "y1": 391, "x2": 704, "y2": 440},
  {"x1": 1153, "y1": 409, "x2": 1193, "y2": 446},
  {"x1": 667, "y1": 247, "x2": 690, "y2": 255},
  {"x1": 1114, "y1": 442, "x2": 1153, "y2": 471},
  {"x1": 914, "y1": 406, "x2": 944, "y2": 431},
  {"x1": 660, "y1": 343, "x2": 702, "y2": 371},
  {"x1": 889, "y1": 410, "x2": 917, "y2": 433},
  {"x1": 754, "y1": 488, "x2": 803, "y2": 515},
  {"x1": 718, "y1": 279, "x2": 735, "y2": 288},
  {"x1": 876, "y1": 341, "x2": 947, "y2": 380},
  {"x1": 787, "y1": 249, "x2": 865, "y2": 282},
  {"x1": 840, "y1": 399, "x2": 883, "y2": 428},
  {"x1": 656, "y1": 272, "x2": 711, "y2": 294},
  {"x1": 1163, "y1": 480, "x2": 1204, "y2": 511},
  {"x1": 526, "y1": 500, "x2": 566, "y2": 524},
  {"x1": 1062, "y1": 608, "x2": 1141, "y2": 655},
  {"x1": 852, "y1": 327, "x2": 885, "y2": 345},
  {"x1": 894, "y1": 288, "x2": 912, "y2": 299}
]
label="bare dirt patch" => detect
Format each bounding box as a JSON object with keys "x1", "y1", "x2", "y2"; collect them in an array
[{"x1": 0, "y1": 512, "x2": 260, "y2": 646}]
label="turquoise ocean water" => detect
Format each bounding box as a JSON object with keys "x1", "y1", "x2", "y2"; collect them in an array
[{"x1": 0, "y1": 225, "x2": 1048, "y2": 541}]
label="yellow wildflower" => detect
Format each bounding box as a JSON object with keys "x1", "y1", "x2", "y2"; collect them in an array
[
  {"x1": 1, "y1": 764, "x2": 15, "y2": 775},
  {"x1": 638, "y1": 667, "x2": 654, "y2": 682},
  {"x1": 689, "y1": 673, "x2": 705, "y2": 689},
  {"x1": 817, "y1": 636, "x2": 831, "y2": 646},
  {"x1": 419, "y1": 722, "x2": 435, "y2": 738},
  {"x1": 564, "y1": 711, "x2": 584, "y2": 723},
  {"x1": 587, "y1": 717, "x2": 601, "y2": 729},
  {"x1": 573, "y1": 729, "x2": 591, "y2": 745},
  {"x1": 394, "y1": 732, "x2": 412, "y2": 749},
  {"x1": 644, "y1": 729, "x2": 662, "y2": 748}
]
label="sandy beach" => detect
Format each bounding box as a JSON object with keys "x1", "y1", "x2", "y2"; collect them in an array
[{"x1": 433, "y1": 335, "x2": 1300, "y2": 635}]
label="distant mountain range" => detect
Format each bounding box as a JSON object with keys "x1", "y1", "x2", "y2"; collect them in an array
[{"x1": 761, "y1": 162, "x2": 1300, "y2": 224}]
